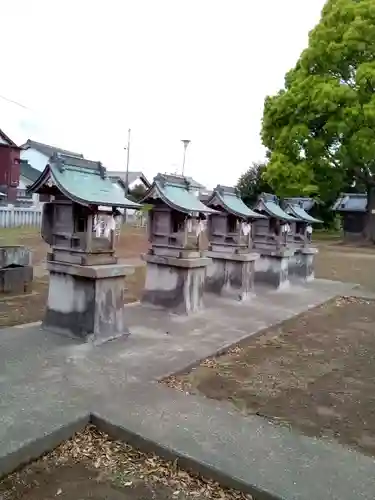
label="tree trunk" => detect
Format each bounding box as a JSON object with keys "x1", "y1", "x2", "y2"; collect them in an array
[{"x1": 363, "y1": 186, "x2": 375, "y2": 243}]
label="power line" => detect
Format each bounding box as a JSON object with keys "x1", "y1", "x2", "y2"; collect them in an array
[{"x1": 0, "y1": 94, "x2": 31, "y2": 110}]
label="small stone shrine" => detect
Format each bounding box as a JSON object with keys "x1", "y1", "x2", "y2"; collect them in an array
[
  {"x1": 140, "y1": 173, "x2": 216, "y2": 314},
  {"x1": 252, "y1": 193, "x2": 299, "y2": 289},
  {"x1": 284, "y1": 198, "x2": 322, "y2": 281},
  {"x1": 27, "y1": 153, "x2": 141, "y2": 342},
  {"x1": 204, "y1": 185, "x2": 265, "y2": 300}
]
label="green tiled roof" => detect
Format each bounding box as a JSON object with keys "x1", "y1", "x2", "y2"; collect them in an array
[
  {"x1": 263, "y1": 201, "x2": 300, "y2": 221},
  {"x1": 254, "y1": 194, "x2": 299, "y2": 222},
  {"x1": 207, "y1": 185, "x2": 266, "y2": 219},
  {"x1": 142, "y1": 173, "x2": 216, "y2": 214},
  {"x1": 27, "y1": 154, "x2": 141, "y2": 209},
  {"x1": 285, "y1": 204, "x2": 322, "y2": 223}
]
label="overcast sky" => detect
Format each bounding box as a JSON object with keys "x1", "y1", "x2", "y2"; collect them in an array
[{"x1": 0, "y1": 0, "x2": 325, "y2": 188}]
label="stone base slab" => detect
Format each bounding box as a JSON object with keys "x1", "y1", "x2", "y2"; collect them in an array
[
  {"x1": 254, "y1": 254, "x2": 291, "y2": 289},
  {"x1": 205, "y1": 251, "x2": 258, "y2": 301},
  {"x1": 142, "y1": 253, "x2": 210, "y2": 269},
  {"x1": 48, "y1": 249, "x2": 117, "y2": 266},
  {"x1": 149, "y1": 247, "x2": 203, "y2": 259},
  {"x1": 44, "y1": 262, "x2": 132, "y2": 343},
  {"x1": 141, "y1": 255, "x2": 211, "y2": 314}
]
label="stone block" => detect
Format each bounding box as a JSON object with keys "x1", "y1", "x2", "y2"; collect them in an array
[
  {"x1": 44, "y1": 262, "x2": 132, "y2": 343},
  {"x1": 141, "y1": 254, "x2": 210, "y2": 314},
  {"x1": 205, "y1": 251, "x2": 258, "y2": 301},
  {"x1": 289, "y1": 247, "x2": 318, "y2": 282},
  {"x1": 254, "y1": 252, "x2": 293, "y2": 289},
  {"x1": 0, "y1": 265, "x2": 33, "y2": 294},
  {"x1": 0, "y1": 246, "x2": 31, "y2": 268}
]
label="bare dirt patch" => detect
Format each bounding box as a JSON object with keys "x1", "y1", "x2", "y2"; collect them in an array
[
  {"x1": 0, "y1": 226, "x2": 147, "y2": 327},
  {"x1": 315, "y1": 243, "x2": 375, "y2": 290},
  {"x1": 0, "y1": 226, "x2": 148, "y2": 269},
  {"x1": 0, "y1": 278, "x2": 48, "y2": 327},
  {"x1": 0, "y1": 266, "x2": 145, "y2": 328},
  {"x1": 165, "y1": 297, "x2": 375, "y2": 457},
  {"x1": 0, "y1": 426, "x2": 252, "y2": 500}
]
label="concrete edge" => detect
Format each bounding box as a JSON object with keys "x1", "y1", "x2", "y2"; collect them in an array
[
  {"x1": 157, "y1": 294, "x2": 341, "y2": 382},
  {"x1": 0, "y1": 414, "x2": 90, "y2": 480},
  {"x1": 0, "y1": 411, "x2": 278, "y2": 499},
  {"x1": 91, "y1": 414, "x2": 279, "y2": 500}
]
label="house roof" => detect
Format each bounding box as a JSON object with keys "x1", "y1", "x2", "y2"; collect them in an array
[
  {"x1": 206, "y1": 185, "x2": 266, "y2": 220},
  {"x1": 27, "y1": 153, "x2": 141, "y2": 209},
  {"x1": 254, "y1": 193, "x2": 299, "y2": 222},
  {"x1": 332, "y1": 193, "x2": 367, "y2": 212},
  {"x1": 18, "y1": 179, "x2": 28, "y2": 190},
  {"x1": 0, "y1": 128, "x2": 19, "y2": 148},
  {"x1": 141, "y1": 173, "x2": 216, "y2": 215},
  {"x1": 284, "y1": 203, "x2": 322, "y2": 223},
  {"x1": 21, "y1": 139, "x2": 84, "y2": 159},
  {"x1": 107, "y1": 171, "x2": 151, "y2": 188},
  {"x1": 20, "y1": 159, "x2": 41, "y2": 183}
]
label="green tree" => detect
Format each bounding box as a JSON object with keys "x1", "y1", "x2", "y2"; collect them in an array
[
  {"x1": 261, "y1": 0, "x2": 375, "y2": 240},
  {"x1": 128, "y1": 184, "x2": 147, "y2": 202},
  {"x1": 236, "y1": 162, "x2": 272, "y2": 206}
]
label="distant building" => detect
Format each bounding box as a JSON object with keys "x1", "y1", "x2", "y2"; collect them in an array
[
  {"x1": 20, "y1": 139, "x2": 85, "y2": 206},
  {"x1": 20, "y1": 139, "x2": 84, "y2": 172},
  {"x1": 106, "y1": 171, "x2": 150, "y2": 192},
  {"x1": 332, "y1": 193, "x2": 367, "y2": 240},
  {"x1": 17, "y1": 159, "x2": 42, "y2": 206},
  {"x1": 0, "y1": 128, "x2": 21, "y2": 202}
]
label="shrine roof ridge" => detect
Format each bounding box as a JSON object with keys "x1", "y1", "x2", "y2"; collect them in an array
[
  {"x1": 27, "y1": 154, "x2": 141, "y2": 209},
  {"x1": 50, "y1": 153, "x2": 106, "y2": 176},
  {"x1": 206, "y1": 185, "x2": 266, "y2": 220},
  {"x1": 141, "y1": 173, "x2": 217, "y2": 215},
  {"x1": 254, "y1": 193, "x2": 300, "y2": 222},
  {"x1": 283, "y1": 197, "x2": 316, "y2": 211},
  {"x1": 284, "y1": 203, "x2": 322, "y2": 224}
]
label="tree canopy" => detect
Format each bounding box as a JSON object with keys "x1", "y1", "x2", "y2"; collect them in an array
[
  {"x1": 261, "y1": 0, "x2": 375, "y2": 237},
  {"x1": 128, "y1": 184, "x2": 147, "y2": 202},
  {"x1": 236, "y1": 162, "x2": 272, "y2": 206}
]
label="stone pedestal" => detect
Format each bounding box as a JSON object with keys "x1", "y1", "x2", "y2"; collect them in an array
[
  {"x1": 205, "y1": 251, "x2": 258, "y2": 301},
  {"x1": 141, "y1": 254, "x2": 211, "y2": 314},
  {"x1": 0, "y1": 246, "x2": 33, "y2": 293},
  {"x1": 289, "y1": 247, "x2": 318, "y2": 282},
  {"x1": 0, "y1": 265, "x2": 33, "y2": 293},
  {"x1": 254, "y1": 248, "x2": 295, "y2": 289},
  {"x1": 44, "y1": 261, "x2": 134, "y2": 343}
]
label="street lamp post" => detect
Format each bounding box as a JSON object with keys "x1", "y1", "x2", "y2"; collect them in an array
[{"x1": 181, "y1": 139, "x2": 190, "y2": 176}]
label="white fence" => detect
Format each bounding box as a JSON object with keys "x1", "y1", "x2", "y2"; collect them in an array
[
  {"x1": 0, "y1": 206, "x2": 147, "y2": 229},
  {"x1": 0, "y1": 206, "x2": 42, "y2": 228}
]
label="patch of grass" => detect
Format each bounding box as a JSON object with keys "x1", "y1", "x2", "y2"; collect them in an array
[
  {"x1": 0, "y1": 226, "x2": 40, "y2": 245},
  {"x1": 312, "y1": 229, "x2": 341, "y2": 241}
]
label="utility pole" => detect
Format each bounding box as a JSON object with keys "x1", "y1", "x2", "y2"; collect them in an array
[
  {"x1": 124, "y1": 128, "x2": 131, "y2": 223},
  {"x1": 181, "y1": 139, "x2": 190, "y2": 176},
  {"x1": 125, "y1": 128, "x2": 131, "y2": 195}
]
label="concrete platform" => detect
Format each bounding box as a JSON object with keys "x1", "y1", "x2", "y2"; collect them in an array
[{"x1": 1, "y1": 280, "x2": 375, "y2": 499}]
